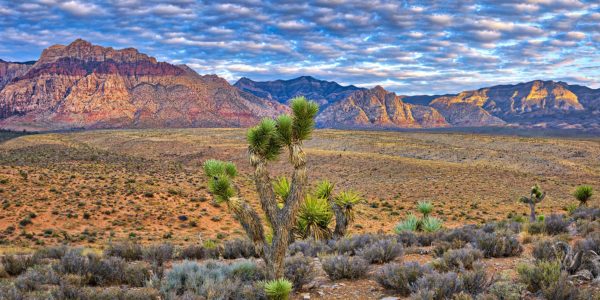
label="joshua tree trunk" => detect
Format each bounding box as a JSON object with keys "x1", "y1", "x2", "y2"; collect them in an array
[
  {"x1": 331, "y1": 203, "x2": 348, "y2": 239},
  {"x1": 529, "y1": 202, "x2": 536, "y2": 223}
]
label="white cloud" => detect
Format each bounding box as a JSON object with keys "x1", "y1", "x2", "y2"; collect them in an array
[{"x1": 59, "y1": 1, "x2": 103, "y2": 16}]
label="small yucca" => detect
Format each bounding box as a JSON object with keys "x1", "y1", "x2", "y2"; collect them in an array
[
  {"x1": 416, "y1": 201, "x2": 433, "y2": 217},
  {"x1": 296, "y1": 195, "x2": 333, "y2": 240},
  {"x1": 395, "y1": 214, "x2": 419, "y2": 233},
  {"x1": 573, "y1": 185, "x2": 593, "y2": 207},
  {"x1": 421, "y1": 216, "x2": 443, "y2": 232},
  {"x1": 264, "y1": 278, "x2": 293, "y2": 300}
]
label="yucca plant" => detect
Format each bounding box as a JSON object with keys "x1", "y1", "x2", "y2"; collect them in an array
[
  {"x1": 395, "y1": 214, "x2": 419, "y2": 232},
  {"x1": 416, "y1": 201, "x2": 433, "y2": 218},
  {"x1": 520, "y1": 184, "x2": 546, "y2": 223},
  {"x1": 421, "y1": 217, "x2": 443, "y2": 232},
  {"x1": 312, "y1": 180, "x2": 362, "y2": 239},
  {"x1": 296, "y1": 195, "x2": 333, "y2": 240},
  {"x1": 203, "y1": 96, "x2": 319, "y2": 279},
  {"x1": 264, "y1": 278, "x2": 293, "y2": 300},
  {"x1": 573, "y1": 185, "x2": 593, "y2": 207},
  {"x1": 273, "y1": 176, "x2": 290, "y2": 208}
]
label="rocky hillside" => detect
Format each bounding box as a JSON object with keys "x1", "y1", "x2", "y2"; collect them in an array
[
  {"x1": 0, "y1": 39, "x2": 286, "y2": 131},
  {"x1": 0, "y1": 60, "x2": 34, "y2": 91},
  {"x1": 234, "y1": 76, "x2": 363, "y2": 109},
  {"x1": 316, "y1": 86, "x2": 449, "y2": 128}
]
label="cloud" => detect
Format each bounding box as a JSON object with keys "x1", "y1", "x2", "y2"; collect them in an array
[
  {"x1": 58, "y1": 1, "x2": 103, "y2": 16},
  {"x1": 0, "y1": 0, "x2": 598, "y2": 93}
]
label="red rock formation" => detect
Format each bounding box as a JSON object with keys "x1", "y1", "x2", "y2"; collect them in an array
[{"x1": 0, "y1": 39, "x2": 286, "y2": 131}]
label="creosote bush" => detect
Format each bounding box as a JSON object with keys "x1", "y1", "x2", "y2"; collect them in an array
[
  {"x1": 321, "y1": 255, "x2": 368, "y2": 280},
  {"x1": 375, "y1": 262, "x2": 430, "y2": 296},
  {"x1": 357, "y1": 238, "x2": 403, "y2": 264}
]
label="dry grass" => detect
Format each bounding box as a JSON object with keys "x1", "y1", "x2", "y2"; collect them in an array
[{"x1": 0, "y1": 128, "x2": 598, "y2": 248}]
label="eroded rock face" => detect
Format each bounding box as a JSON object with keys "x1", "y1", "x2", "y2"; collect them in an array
[
  {"x1": 316, "y1": 86, "x2": 448, "y2": 128},
  {"x1": 0, "y1": 60, "x2": 34, "y2": 91},
  {"x1": 0, "y1": 39, "x2": 286, "y2": 131}
]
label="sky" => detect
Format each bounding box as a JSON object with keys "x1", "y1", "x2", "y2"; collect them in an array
[{"x1": 0, "y1": 0, "x2": 599, "y2": 95}]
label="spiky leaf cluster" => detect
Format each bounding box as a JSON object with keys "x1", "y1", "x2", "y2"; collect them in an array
[
  {"x1": 314, "y1": 180, "x2": 335, "y2": 199},
  {"x1": 335, "y1": 191, "x2": 362, "y2": 222},
  {"x1": 247, "y1": 97, "x2": 319, "y2": 161},
  {"x1": 203, "y1": 159, "x2": 237, "y2": 203},
  {"x1": 273, "y1": 176, "x2": 291, "y2": 205},
  {"x1": 296, "y1": 195, "x2": 333, "y2": 240},
  {"x1": 264, "y1": 278, "x2": 293, "y2": 300},
  {"x1": 573, "y1": 185, "x2": 593, "y2": 205},
  {"x1": 520, "y1": 184, "x2": 545, "y2": 204}
]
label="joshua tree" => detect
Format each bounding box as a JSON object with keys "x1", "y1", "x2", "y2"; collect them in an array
[
  {"x1": 520, "y1": 184, "x2": 546, "y2": 223},
  {"x1": 202, "y1": 96, "x2": 318, "y2": 279},
  {"x1": 573, "y1": 185, "x2": 594, "y2": 207},
  {"x1": 313, "y1": 180, "x2": 362, "y2": 239}
]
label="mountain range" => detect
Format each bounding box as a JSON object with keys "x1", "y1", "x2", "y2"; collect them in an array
[{"x1": 1, "y1": 39, "x2": 599, "y2": 132}]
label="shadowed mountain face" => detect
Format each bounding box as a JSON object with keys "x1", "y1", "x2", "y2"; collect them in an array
[
  {"x1": 0, "y1": 39, "x2": 286, "y2": 131},
  {"x1": 234, "y1": 76, "x2": 364, "y2": 109},
  {"x1": 316, "y1": 86, "x2": 449, "y2": 129}
]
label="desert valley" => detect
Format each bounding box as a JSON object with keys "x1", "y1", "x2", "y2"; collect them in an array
[{"x1": 0, "y1": 4, "x2": 600, "y2": 299}]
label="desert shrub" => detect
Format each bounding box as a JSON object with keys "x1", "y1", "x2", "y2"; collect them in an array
[
  {"x1": 55, "y1": 249, "x2": 90, "y2": 275},
  {"x1": 357, "y1": 238, "x2": 403, "y2": 264},
  {"x1": 460, "y1": 263, "x2": 490, "y2": 295},
  {"x1": 34, "y1": 244, "x2": 69, "y2": 260},
  {"x1": 320, "y1": 255, "x2": 368, "y2": 280},
  {"x1": 15, "y1": 265, "x2": 60, "y2": 291},
  {"x1": 576, "y1": 219, "x2": 600, "y2": 237},
  {"x1": 1, "y1": 254, "x2": 36, "y2": 276},
  {"x1": 483, "y1": 221, "x2": 521, "y2": 234},
  {"x1": 540, "y1": 271, "x2": 579, "y2": 300},
  {"x1": 143, "y1": 243, "x2": 173, "y2": 266},
  {"x1": 517, "y1": 260, "x2": 561, "y2": 293},
  {"x1": 161, "y1": 260, "x2": 265, "y2": 299},
  {"x1": 264, "y1": 278, "x2": 292, "y2": 300},
  {"x1": 570, "y1": 207, "x2": 600, "y2": 221},
  {"x1": 124, "y1": 262, "x2": 152, "y2": 287},
  {"x1": 413, "y1": 271, "x2": 464, "y2": 300},
  {"x1": 433, "y1": 248, "x2": 483, "y2": 272},
  {"x1": 432, "y1": 239, "x2": 468, "y2": 258},
  {"x1": 284, "y1": 254, "x2": 314, "y2": 289},
  {"x1": 123, "y1": 288, "x2": 161, "y2": 300},
  {"x1": 440, "y1": 225, "x2": 478, "y2": 244},
  {"x1": 288, "y1": 239, "x2": 331, "y2": 257},
  {"x1": 415, "y1": 231, "x2": 443, "y2": 247},
  {"x1": 526, "y1": 221, "x2": 544, "y2": 235},
  {"x1": 475, "y1": 232, "x2": 522, "y2": 258},
  {"x1": 104, "y1": 242, "x2": 143, "y2": 261},
  {"x1": 487, "y1": 279, "x2": 523, "y2": 300},
  {"x1": 334, "y1": 233, "x2": 378, "y2": 255},
  {"x1": 544, "y1": 214, "x2": 570, "y2": 235},
  {"x1": 375, "y1": 262, "x2": 429, "y2": 296},
  {"x1": 178, "y1": 244, "x2": 205, "y2": 260},
  {"x1": 87, "y1": 256, "x2": 126, "y2": 286},
  {"x1": 574, "y1": 232, "x2": 600, "y2": 254},
  {"x1": 532, "y1": 239, "x2": 567, "y2": 262},
  {"x1": 396, "y1": 231, "x2": 419, "y2": 247},
  {"x1": 221, "y1": 238, "x2": 257, "y2": 259}
]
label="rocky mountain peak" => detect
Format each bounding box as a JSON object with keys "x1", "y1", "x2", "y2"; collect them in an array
[{"x1": 37, "y1": 39, "x2": 157, "y2": 66}]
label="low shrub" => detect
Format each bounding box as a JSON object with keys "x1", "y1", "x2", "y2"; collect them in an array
[
  {"x1": 460, "y1": 263, "x2": 490, "y2": 295},
  {"x1": 288, "y1": 239, "x2": 331, "y2": 257},
  {"x1": 104, "y1": 242, "x2": 143, "y2": 261},
  {"x1": 15, "y1": 265, "x2": 60, "y2": 292},
  {"x1": 433, "y1": 248, "x2": 483, "y2": 271},
  {"x1": 143, "y1": 243, "x2": 173, "y2": 266},
  {"x1": 334, "y1": 234, "x2": 379, "y2": 255},
  {"x1": 526, "y1": 222, "x2": 544, "y2": 235},
  {"x1": 517, "y1": 260, "x2": 561, "y2": 293},
  {"x1": 440, "y1": 225, "x2": 478, "y2": 244},
  {"x1": 221, "y1": 238, "x2": 257, "y2": 259},
  {"x1": 570, "y1": 207, "x2": 600, "y2": 221},
  {"x1": 87, "y1": 256, "x2": 126, "y2": 286},
  {"x1": 124, "y1": 262, "x2": 152, "y2": 287},
  {"x1": 375, "y1": 262, "x2": 429, "y2": 296},
  {"x1": 544, "y1": 214, "x2": 570, "y2": 235},
  {"x1": 357, "y1": 238, "x2": 403, "y2": 264},
  {"x1": 161, "y1": 260, "x2": 265, "y2": 299},
  {"x1": 34, "y1": 245, "x2": 69, "y2": 260},
  {"x1": 574, "y1": 232, "x2": 600, "y2": 254},
  {"x1": 396, "y1": 231, "x2": 418, "y2": 247},
  {"x1": 487, "y1": 279, "x2": 523, "y2": 300},
  {"x1": 532, "y1": 239, "x2": 567, "y2": 262},
  {"x1": 475, "y1": 232, "x2": 522, "y2": 258},
  {"x1": 540, "y1": 271, "x2": 578, "y2": 300},
  {"x1": 1, "y1": 254, "x2": 36, "y2": 276},
  {"x1": 321, "y1": 255, "x2": 368, "y2": 280},
  {"x1": 284, "y1": 254, "x2": 314, "y2": 289},
  {"x1": 413, "y1": 271, "x2": 464, "y2": 300},
  {"x1": 55, "y1": 249, "x2": 90, "y2": 275}
]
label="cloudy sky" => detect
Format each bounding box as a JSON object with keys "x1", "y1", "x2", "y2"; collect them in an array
[{"x1": 0, "y1": 0, "x2": 599, "y2": 95}]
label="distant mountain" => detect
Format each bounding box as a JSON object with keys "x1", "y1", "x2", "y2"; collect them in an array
[
  {"x1": 316, "y1": 86, "x2": 448, "y2": 128},
  {"x1": 234, "y1": 76, "x2": 364, "y2": 109},
  {"x1": 428, "y1": 80, "x2": 600, "y2": 129},
  {"x1": 0, "y1": 39, "x2": 286, "y2": 131}
]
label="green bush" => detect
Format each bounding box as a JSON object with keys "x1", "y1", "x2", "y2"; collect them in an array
[
  {"x1": 264, "y1": 278, "x2": 292, "y2": 300},
  {"x1": 394, "y1": 214, "x2": 419, "y2": 233},
  {"x1": 517, "y1": 260, "x2": 560, "y2": 293}
]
